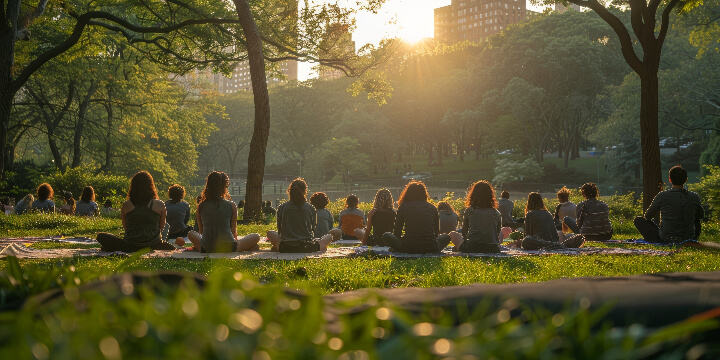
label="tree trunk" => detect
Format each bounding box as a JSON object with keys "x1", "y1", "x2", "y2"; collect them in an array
[
  {"x1": 640, "y1": 72, "x2": 663, "y2": 210},
  {"x1": 0, "y1": 0, "x2": 21, "y2": 178},
  {"x1": 72, "y1": 80, "x2": 98, "y2": 168},
  {"x1": 438, "y1": 141, "x2": 443, "y2": 166},
  {"x1": 0, "y1": 89, "x2": 10, "y2": 177},
  {"x1": 235, "y1": 0, "x2": 270, "y2": 221}
]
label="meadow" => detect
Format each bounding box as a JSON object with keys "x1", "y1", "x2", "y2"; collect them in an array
[{"x1": 2, "y1": 195, "x2": 719, "y2": 359}]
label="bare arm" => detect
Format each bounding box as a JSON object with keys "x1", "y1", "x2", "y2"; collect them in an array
[
  {"x1": 363, "y1": 209, "x2": 376, "y2": 242},
  {"x1": 156, "y1": 200, "x2": 166, "y2": 231},
  {"x1": 121, "y1": 200, "x2": 131, "y2": 230}
]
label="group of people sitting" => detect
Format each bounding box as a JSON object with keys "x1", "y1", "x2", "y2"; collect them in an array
[
  {"x1": 9, "y1": 184, "x2": 111, "y2": 216},
  {"x1": 84, "y1": 164, "x2": 704, "y2": 254}
]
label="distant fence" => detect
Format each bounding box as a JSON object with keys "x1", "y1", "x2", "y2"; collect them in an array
[{"x1": 228, "y1": 178, "x2": 643, "y2": 205}]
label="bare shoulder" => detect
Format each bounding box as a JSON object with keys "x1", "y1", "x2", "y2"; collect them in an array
[{"x1": 152, "y1": 199, "x2": 166, "y2": 212}]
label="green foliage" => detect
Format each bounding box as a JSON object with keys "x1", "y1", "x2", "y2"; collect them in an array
[
  {"x1": 41, "y1": 166, "x2": 129, "y2": 202},
  {"x1": 304, "y1": 137, "x2": 370, "y2": 184},
  {"x1": 699, "y1": 137, "x2": 720, "y2": 170},
  {"x1": 1, "y1": 257, "x2": 719, "y2": 359},
  {"x1": 691, "y1": 165, "x2": 720, "y2": 218},
  {"x1": 493, "y1": 157, "x2": 544, "y2": 187}
]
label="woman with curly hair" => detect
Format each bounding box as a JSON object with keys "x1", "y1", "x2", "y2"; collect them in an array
[
  {"x1": 309, "y1": 192, "x2": 338, "y2": 239},
  {"x1": 75, "y1": 186, "x2": 98, "y2": 216},
  {"x1": 187, "y1": 172, "x2": 260, "y2": 253},
  {"x1": 96, "y1": 171, "x2": 175, "y2": 252},
  {"x1": 267, "y1": 178, "x2": 334, "y2": 252},
  {"x1": 361, "y1": 188, "x2": 396, "y2": 246},
  {"x1": 519, "y1": 192, "x2": 585, "y2": 250},
  {"x1": 450, "y1": 181, "x2": 502, "y2": 253},
  {"x1": 382, "y1": 181, "x2": 452, "y2": 253},
  {"x1": 31, "y1": 183, "x2": 56, "y2": 213}
]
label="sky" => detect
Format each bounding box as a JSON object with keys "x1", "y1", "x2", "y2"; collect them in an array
[{"x1": 298, "y1": 0, "x2": 547, "y2": 80}]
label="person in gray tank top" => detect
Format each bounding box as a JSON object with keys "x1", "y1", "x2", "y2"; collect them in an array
[
  {"x1": 187, "y1": 172, "x2": 260, "y2": 253},
  {"x1": 96, "y1": 171, "x2": 175, "y2": 252},
  {"x1": 75, "y1": 186, "x2": 98, "y2": 216}
]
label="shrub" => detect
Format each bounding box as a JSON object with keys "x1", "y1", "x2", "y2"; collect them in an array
[
  {"x1": 40, "y1": 166, "x2": 129, "y2": 204},
  {"x1": 690, "y1": 165, "x2": 720, "y2": 219}
]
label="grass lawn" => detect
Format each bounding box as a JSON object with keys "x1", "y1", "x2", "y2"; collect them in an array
[{"x1": 2, "y1": 204, "x2": 719, "y2": 358}]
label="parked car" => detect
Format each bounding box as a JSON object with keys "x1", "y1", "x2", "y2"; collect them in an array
[
  {"x1": 402, "y1": 172, "x2": 433, "y2": 181},
  {"x1": 659, "y1": 138, "x2": 677, "y2": 148}
]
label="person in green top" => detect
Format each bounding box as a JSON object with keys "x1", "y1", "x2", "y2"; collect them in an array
[
  {"x1": 267, "y1": 178, "x2": 333, "y2": 253},
  {"x1": 96, "y1": 171, "x2": 175, "y2": 252},
  {"x1": 450, "y1": 180, "x2": 501, "y2": 253}
]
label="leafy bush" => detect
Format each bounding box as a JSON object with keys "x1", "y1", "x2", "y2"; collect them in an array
[
  {"x1": 691, "y1": 165, "x2": 720, "y2": 219},
  {"x1": 41, "y1": 166, "x2": 129, "y2": 203}
]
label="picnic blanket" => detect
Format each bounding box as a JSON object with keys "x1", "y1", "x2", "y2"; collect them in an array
[{"x1": 0, "y1": 243, "x2": 674, "y2": 260}]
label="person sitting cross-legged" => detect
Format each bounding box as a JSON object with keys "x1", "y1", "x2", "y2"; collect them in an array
[
  {"x1": 498, "y1": 191, "x2": 523, "y2": 230},
  {"x1": 338, "y1": 194, "x2": 366, "y2": 240},
  {"x1": 520, "y1": 192, "x2": 585, "y2": 250},
  {"x1": 361, "y1": 189, "x2": 396, "y2": 246},
  {"x1": 450, "y1": 180, "x2": 502, "y2": 253},
  {"x1": 187, "y1": 172, "x2": 261, "y2": 253},
  {"x1": 634, "y1": 165, "x2": 704, "y2": 244},
  {"x1": 562, "y1": 183, "x2": 613, "y2": 241},
  {"x1": 266, "y1": 178, "x2": 333, "y2": 253},
  {"x1": 382, "y1": 181, "x2": 452, "y2": 254},
  {"x1": 96, "y1": 171, "x2": 176, "y2": 252},
  {"x1": 165, "y1": 184, "x2": 193, "y2": 240}
]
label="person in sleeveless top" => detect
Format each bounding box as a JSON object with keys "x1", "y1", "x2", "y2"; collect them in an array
[
  {"x1": 310, "y1": 192, "x2": 341, "y2": 240},
  {"x1": 449, "y1": 181, "x2": 501, "y2": 253},
  {"x1": 165, "y1": 184, "x2": 193, "y2": 240},
  {"x1": 267, "y1": 178, "x2": 333, "y2": 252},
  {"x1": 75, "y1": 186, "x2": 98, "y2": 216},
  {"x1": 31, "y1": 183, "x2": 56, "y2": 213},
  {"x1": 187, "y1": 172, "x2": 261, "y2": 253},
  {"x1": 96, "y1": 171, "x2": 175, "y2": 252},
  {"x1": 553, "y1": 187, "x2": 576, "y2": 231},
  {"x1": 361, "y1": 189, "x2": 396, "y2": 246},
  {"x1": 382, "y1": 181, "x2": 452, "y2": 254},
  {"x1": 518, "y1": 192, "x2": 585, "y2": 250}
]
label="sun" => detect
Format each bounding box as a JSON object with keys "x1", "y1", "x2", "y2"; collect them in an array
[{"x1": 393, "y1": 5, "x2": 434, "y2": 43}]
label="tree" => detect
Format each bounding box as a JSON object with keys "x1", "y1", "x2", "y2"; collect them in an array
[{"x1": 540, "y1": 0, "x2": 702, "y2": 209}]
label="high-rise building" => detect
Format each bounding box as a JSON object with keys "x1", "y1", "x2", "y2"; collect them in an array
[
  {"x1": 554, "y1": 3, "x2": 582, "y2": 13},
  {"x1": 435, "y1": 0, "x2": 538, "y2": 44},
  {"x1": 211, "y1": 60, "x2": 298, "y2": 94},
  {"x1": 318, "y1": 24, "x2": 356, "y2": 81}
]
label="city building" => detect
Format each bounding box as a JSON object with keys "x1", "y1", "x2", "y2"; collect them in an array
[
  {"x1": 318, "y1": 24, "x2": 356, "y2": 81},
  {"x1": 434, "y1": 0, "x2": 539, "y2": 44},
  {"x1": 211, "y1": 60, "x2": 298, "y2": 94}
]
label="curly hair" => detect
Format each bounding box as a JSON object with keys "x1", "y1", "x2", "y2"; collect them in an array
[
  {"x1": 525, "y1": 192, "x2": 546, "y2": 214},
  {"x1": 287, "y1": 178, "x2": 307, "y2": 205},
  {"x1": 37, "y1": 183, "x2": 54, "y2": 201},
  {"x1": 201, "y1": 172, "x2": 231, "y2": 201},
  {"x1": 580, "y1": 183, "x2": 599, "y2": 199},
  {"x1": 556, "y1": 186, "x2": 571, "y2": 203},
  {"x1": 168, "y1": 184, "x2": 185, "y2": 202},
  {"x1": 127, "y1": 171, "x2": 159, "y2": 207},
  {"x1": 398, "y1": 180, "x2": 429, "y2": 206},
  {"x1": 81, "y1": 186, "x2": 95, "y2": 203},
  {"x1": 464, "y1": 180, "x2": 497, "y2": 209},
  {"x1": 372, "y1": 189, "x2": 394, "y2": 211},
  {"x1": 345, "y1": 194, "x2": 359, "y2": 209},
  {"x1": 310, "y1": 192, "x2": 329, "y2": 210}
]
